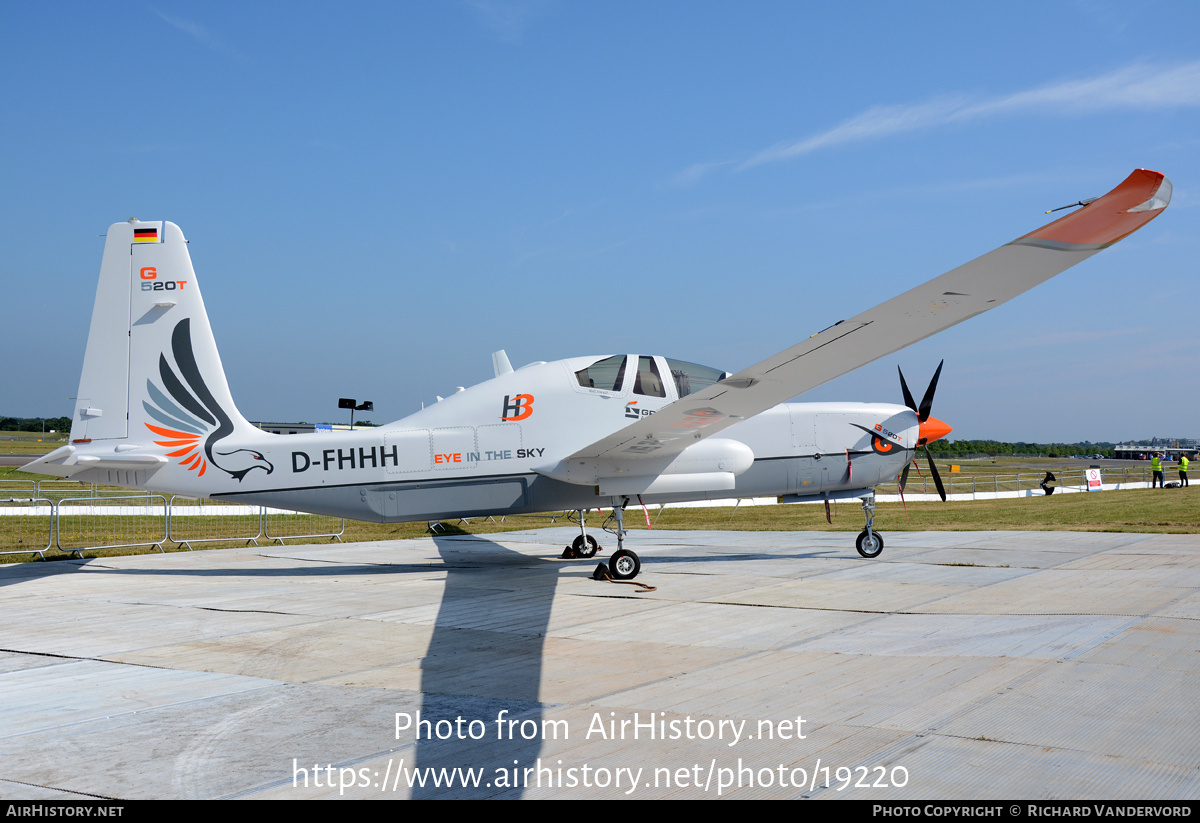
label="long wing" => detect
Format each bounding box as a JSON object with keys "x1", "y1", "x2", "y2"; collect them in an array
[{"x1": 565, "y1": 169, "x2": 1171, "y2": 464}]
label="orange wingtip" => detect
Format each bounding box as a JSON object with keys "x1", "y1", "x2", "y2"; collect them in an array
[{"x1": 1020, "y1": 169, "x2": 1170, "y2": 248}]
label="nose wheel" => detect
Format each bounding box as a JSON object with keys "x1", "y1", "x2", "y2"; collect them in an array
[
  {"x1": 572, "y1": 533, "x2": 599, "y2": 558},
  {"x1": 856, "y1": 529, "x2": 884, "y2": 558},
  {"x1": 856, "y1": 493, "x2": 884, "y2": 558},
  {"x1": 563, "y1": 510, "x2": 602, "y2": 559}
]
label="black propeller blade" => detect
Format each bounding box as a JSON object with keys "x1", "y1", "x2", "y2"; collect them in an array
[
  {"x1": 898, "y1": 360, "x2": 944, "y2": 423},
  {"x1": 918, "y1": 360, "x2": 943, "y2": 423},
  {"x1": 898, "y1": 367, "x2": 917, "y2": 416},
  {"x1": 926, "y1": 447, "x2": 946, "y2": 501},
  {"x1": 898, "y1": 360, "x2": 948, "y2": 502}
]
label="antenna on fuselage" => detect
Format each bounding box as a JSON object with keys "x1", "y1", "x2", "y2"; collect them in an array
[{"x1": 492, "y1": 350, "x2": 514, "y2": 377}]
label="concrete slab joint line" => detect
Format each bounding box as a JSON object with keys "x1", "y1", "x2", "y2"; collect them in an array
[{"x1": 0, "y1": 528, "x2": 1195, "y2": 799}]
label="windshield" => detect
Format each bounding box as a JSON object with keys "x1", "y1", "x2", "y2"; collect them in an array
[
  {"x1": 574, "y1": 354, "x2": 726, "y2": 398},
  {"x1": 575, "y1": 355, "x2": 627, "y2": 392},
  {"x1": 665, "y1": 358, "x2": 727, "y2": 398}
]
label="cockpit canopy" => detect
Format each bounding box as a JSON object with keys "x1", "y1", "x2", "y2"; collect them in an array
[{"x1": 574, "y1": 355, "x2": 729, "y2": 399}]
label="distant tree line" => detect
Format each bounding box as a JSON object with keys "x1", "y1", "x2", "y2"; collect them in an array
[
  {"x1": 927, "y1": 439, "x2": 1115, "y2": 458},
  {"x1": 1, "y1": 417, "x2": 71, "y2": 433},
  {"x1": 3, "y1": 416, "x2": 380, "y2": 433}
]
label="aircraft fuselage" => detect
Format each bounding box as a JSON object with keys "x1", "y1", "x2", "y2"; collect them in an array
[{"x1": 54, "y1": 354, "x2": 919, "y2": 522}]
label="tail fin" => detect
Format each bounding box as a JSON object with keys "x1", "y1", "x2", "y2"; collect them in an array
[{"x1": 29, "y1": 220, "x2": 265, "y2": 485}]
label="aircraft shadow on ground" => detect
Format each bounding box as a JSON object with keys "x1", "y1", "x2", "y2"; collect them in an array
[
  {"x1": 1, "y1": 531, "x2": 850, "y2": 797},
  {"x1": 412, "y1": 532, "x2": 562, "y2": 798},
  {"x1": 3, "y1": 532, "x2": 564, "y2": 798}
]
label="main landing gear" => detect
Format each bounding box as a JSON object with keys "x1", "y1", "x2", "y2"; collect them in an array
[
  {"x1": 561, "y1": 499, "x2": 643, "y2": 580},
  {"x1": 606, "y1": 500, "x2": 641, "y2": 580},
  {"x1": 856, "y1": 493, "x2": 884, "y2": 558}
]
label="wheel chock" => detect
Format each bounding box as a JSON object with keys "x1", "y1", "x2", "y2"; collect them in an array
[{"x1": 592, "y1": 563, "x2": 610, "y2": 580}]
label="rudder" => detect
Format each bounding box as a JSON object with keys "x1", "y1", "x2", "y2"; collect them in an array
[{"x1": 71, "y1": 220, "x2": 254, "y2": 459}]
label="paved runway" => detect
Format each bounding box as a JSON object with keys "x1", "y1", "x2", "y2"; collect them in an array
[
  {"x1": 0, "y1": 455, "x2": 43, "y2": 467},
  {"x1": 0, "y1": 528, "x2": 1196, "y2": 799}
]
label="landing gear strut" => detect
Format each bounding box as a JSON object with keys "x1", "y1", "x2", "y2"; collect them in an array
[
  {"x1": 605, "y1": 497, "x2": 641, "y2": 580},
  {"x1": 570, "y1": 509, "x2": 599, "y2": 558},
  {"x1": 564, "y1": 500, "x2": 643, "y2": 578},
  {"x1": 856, "y1": 493, "x2": 884, "y2": 558}
]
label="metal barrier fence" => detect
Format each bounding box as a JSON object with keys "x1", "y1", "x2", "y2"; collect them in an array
[
  {"x1": 263, "y1": 508, "x2": 345, "y2": 544},
  {"x1": 884, "y1": 466, "x2": 1150, "y2": 498},
  {"x1": 427, "y1": 510, "x2": 571, "y2": 534},
  {"x1": 0, "y1": 480, "x2": 37, "y2": 497},
  {"x1": 56, "y1": 494, "x2": 169, "y2": 557},
  {"x1": 0, "y1": 493, "x2": 344, "y2": 559},
  {"x1": 0, "y1": 479, "x2": 160, "y2": 501},
  {"x1": 0, "y1": 479, "x2": 109, "y2": 504},
  {"x1": 0, "y1": 465, "x2": 1158, "y2": 559},
  {"x1": 168, "y1": 496, "x2": 263, "y2": 549},
  {"x1": 0, "y1": 497, "x2": 54, "y2": 560}
]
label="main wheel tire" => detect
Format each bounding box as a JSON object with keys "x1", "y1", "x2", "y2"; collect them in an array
[
  {"x1": 572, "y1": 534, "x2": 599, "y2": 558},
  {"x1": 856, "y1": 530, "x2": 884, "y2": 558},
  {"x1": 609, "y1": 548, "x2": 641, "y2": 580}
]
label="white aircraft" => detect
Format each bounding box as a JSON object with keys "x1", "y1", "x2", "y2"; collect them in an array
[{"x1": 23, "y1": 170, "x2": 1171, "y2": 579}]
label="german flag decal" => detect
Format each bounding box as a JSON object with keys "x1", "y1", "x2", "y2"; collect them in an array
[{"x1": 133, "y1": 227, "x2": 158, "y2": 243}]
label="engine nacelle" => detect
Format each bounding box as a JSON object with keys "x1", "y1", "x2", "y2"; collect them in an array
[{"x1": 536, "y1": 437, "x2": 754, "y2": 496}]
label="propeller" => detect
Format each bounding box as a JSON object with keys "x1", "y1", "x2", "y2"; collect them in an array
[{"x1": 897, "y1": 360, "x2": 952, "y2": 502}]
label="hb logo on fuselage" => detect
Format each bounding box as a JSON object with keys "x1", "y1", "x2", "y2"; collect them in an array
[{"x1": 501, "y1": 394, "x2": 534, "y2": 421}]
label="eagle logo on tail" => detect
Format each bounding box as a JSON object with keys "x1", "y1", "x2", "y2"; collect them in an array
[{"x1": 143, "y1": 319, "x2": 273, "y2": 482}]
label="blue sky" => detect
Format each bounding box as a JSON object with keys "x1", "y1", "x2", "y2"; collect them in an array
[{"x1": 2, "y1": 1, "x2": 1197, "y2": 443}]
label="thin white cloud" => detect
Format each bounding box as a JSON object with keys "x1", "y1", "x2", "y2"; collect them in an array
[
  {"x1": 116, "y1": 142, "x2": 192, "y2": 154},
  {"x1": 957, "y1": 62, "x2": 1200, "y2": 117},
  {"x1": 742, "y1": 96, "x2": 968, "y2": 169},
  {"x1": 153, "y1": 9, "x2": 220, "y2": 50},
  {"x1": 991, "y1": 326, "x2": 1151, "y2": 351},
  {"x1": 661, "y1": 160, "x2": 737, "y2": 188},
  {"x1": 1072, "y1": 0, "x2": 1133, "y2": 38},
  {"x1": 733, "y1": 61, "x2": 1200, "y2": 172},
  {"x1": 465, "y1": 0, "x2": 550, "y2": 43}
]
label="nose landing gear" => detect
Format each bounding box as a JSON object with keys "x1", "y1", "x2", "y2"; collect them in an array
[
  {"x1": 563, "y1": 510, "x2": 601, "y2": 559},
  {"x1": 855, "y1": 493, "x2": 884, "y2": 558}
]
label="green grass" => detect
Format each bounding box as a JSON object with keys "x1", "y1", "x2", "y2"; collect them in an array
[
  {"x1": 0, "y1": 433, "x2": 69, "y2": 454},
  {"x1": 3, "y1": 460, "x2": 1195, "y2": 564},
  {"x1": 664, "y1": 488, "x2": 1200, "y2": 533}
]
